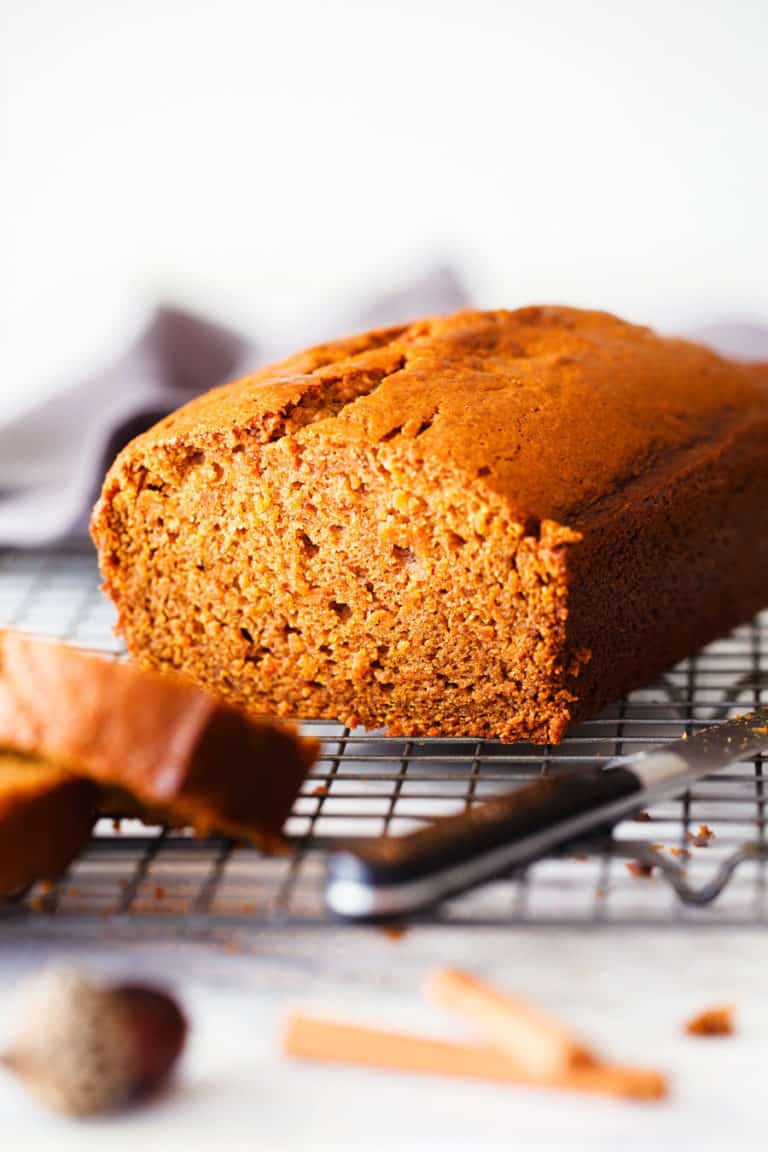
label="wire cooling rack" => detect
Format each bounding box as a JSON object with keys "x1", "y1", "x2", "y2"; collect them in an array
[{"x1": 1, "y1": 546, "x2": 767, "y2": 929}]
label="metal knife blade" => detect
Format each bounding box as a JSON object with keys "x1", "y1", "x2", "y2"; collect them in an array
[{"x1": 325, "y1": 707, "x2": 768, "y2": 920}]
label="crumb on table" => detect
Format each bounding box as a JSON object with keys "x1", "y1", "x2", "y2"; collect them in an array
[
  {"x1": 685, "y1": 1005, "x2": 735, "y2": 1037},
  {"x1": 381, "y1": 923, "x2": 408, "y2": 941}
]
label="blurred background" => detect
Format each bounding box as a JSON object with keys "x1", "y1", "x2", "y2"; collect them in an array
[{"x1": 2, "y1": 0, "x2": 767, "y2": 422}]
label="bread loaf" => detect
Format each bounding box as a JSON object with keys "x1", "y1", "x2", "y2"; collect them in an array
[{"x1": 91, "y1": 307, "x2": 768, "y2": 743}]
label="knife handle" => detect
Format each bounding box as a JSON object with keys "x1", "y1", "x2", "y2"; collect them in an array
[{"x1": 325, "y1": 766, "x2": 641, "y2": 920}]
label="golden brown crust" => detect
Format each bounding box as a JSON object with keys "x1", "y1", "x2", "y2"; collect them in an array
[
  {"x1": 0, "y1": 631, "x2": 316, "y2": 839},
  {"x1": 0, "y1": 752, "x2": 97, "y2": 894},
  {"x1": 91, "y1": 307, "x2": 768, "y2": 743},
  {"x1": 113, "y1": 307, "x2": 767, "y2": 526}
]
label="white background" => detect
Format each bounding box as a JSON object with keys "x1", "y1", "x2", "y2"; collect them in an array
[{"x1": 2, "y1": 0, "x2": 768, "y2": 420}]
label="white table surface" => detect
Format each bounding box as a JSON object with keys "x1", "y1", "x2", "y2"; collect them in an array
[
  {"x1": 1, "y1": 923, "x2": 766, "y2": 1151},
  {"x1": 0, "y1": 556, "x2": 766, "y2": 1149}
]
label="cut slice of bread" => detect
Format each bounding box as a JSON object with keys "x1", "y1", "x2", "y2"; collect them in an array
[
  {"x1": 0, "y1": 751, "x2": 96, "y2": 895},
  {"x1": 0, "y1": 630, "x2": 317, "y2": 846}
]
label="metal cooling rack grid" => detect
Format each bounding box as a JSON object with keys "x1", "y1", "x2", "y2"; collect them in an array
[{"x1": 1, "y1": 546, "x2": 767, "y2": 928}]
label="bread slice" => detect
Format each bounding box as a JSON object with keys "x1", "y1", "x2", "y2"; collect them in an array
[
  {"x1": 0, "y1": 630, "x2": 317, "y2": 844},
  {"x1": 0, "y1": 751, "x2": 96, "y2": 895}
]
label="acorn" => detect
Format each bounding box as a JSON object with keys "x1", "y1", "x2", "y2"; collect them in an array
[{"x1": 0, "y1": 966, "x2": 187, "y2": 1116}]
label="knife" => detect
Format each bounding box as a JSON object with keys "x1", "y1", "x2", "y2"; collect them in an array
[{"x1": 325, "y1": 707, "x2": 768, "y2": 920}]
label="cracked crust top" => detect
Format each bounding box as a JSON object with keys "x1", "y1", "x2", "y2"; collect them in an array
[{"x1": 110, "y1": 306, "x2": 768, "y2": 529}]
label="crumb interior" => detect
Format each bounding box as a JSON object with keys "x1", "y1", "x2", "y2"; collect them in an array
[{"x1": 98, "y1": 418, "x2": 580, "y2": 743}]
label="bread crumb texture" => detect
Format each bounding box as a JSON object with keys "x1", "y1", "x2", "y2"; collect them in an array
[{"x1": 91, "y1": 307, "x2": 768, "y2": 743}]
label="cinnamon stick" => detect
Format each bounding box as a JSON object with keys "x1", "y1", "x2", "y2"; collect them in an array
[
  {"x1": 426, "y1": 968, "x2": 596, "y2": 1076},
  {"x1": 283, "y1": 1014, "x2": 667, "y2": 1101}
]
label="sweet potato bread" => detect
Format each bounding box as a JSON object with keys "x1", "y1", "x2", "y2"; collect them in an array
[
  {"x1": 0, "y1": 752, "x2": 96, "y2": 894},
  {"x1": 0, "y1": 630, "x2": 316, "y2": 840},
  {"x1": 92, "y1": 307, "x2": 768, "y2": 743}
]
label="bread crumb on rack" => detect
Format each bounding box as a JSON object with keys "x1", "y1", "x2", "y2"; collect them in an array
[
  {"x1": 687, "y1": 824, "x2": 716, "y2": 847},
  {"x1": 669, "y1": 846, "x2": 691, "y2": 860}
]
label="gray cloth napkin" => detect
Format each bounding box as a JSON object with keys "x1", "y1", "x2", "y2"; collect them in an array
[{"x1": 0, "y1": 266, "x2": 468, "y2": 548}]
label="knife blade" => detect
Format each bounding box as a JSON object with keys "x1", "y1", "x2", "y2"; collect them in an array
[{"x1": 325, "y1": 707, "x2": 768, "y2": 920}]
